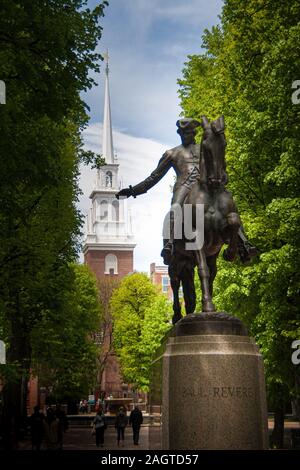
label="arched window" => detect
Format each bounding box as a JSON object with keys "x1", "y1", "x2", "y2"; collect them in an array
[
  {"x1": 105, "y1": 171, "x2": 112, "y2": 188},
  {"x1": 100, "y1": 200, "x2": 108, "y2": 220},
  {"x1": 105, "y1": 254, "x2": 118, "y2": 275},
  {"x1": 112, "y1": 200, "x2": 119, "y2": 221}
]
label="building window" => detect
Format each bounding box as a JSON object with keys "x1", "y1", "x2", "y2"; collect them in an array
[
  {"x1": 100, "y1": 200, "x2": 108, "y2": 220},
  {"x1": 162, "y1": 275, "x2": 169, "y2": 293},
  {"x1": 105, "y1": 253, "x2": 118, "y2": 275},
  {"x1": 105, "y1": 171, "x2": 112, "y2": 188},
  {"x1": 112, "y1": 200, "x2": 119, "y2": 221}
]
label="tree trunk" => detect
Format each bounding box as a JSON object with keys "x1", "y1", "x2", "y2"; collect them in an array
[
  {"x1": 1, "y1": 317, "x2": 31, "y2": 449},
  {"x1": 2, "y1": 380, "x2": 23, "y2": 449},
  {"x1": 271, "y1": 404, "x2": 285, "y2": 449},
  {"x1": 294, "y1": 372, "x2": 300, "y2": 422}
]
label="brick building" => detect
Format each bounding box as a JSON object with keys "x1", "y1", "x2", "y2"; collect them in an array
[
  {"x1": 83, "y1": 55, "x2": 136, "y2": 397},
  {"x1": 150, "y1": 262, "x2": 184, "y2": 303},
  {"x1": 149, "y1": 263, "x2": 173, "y2": 300}
]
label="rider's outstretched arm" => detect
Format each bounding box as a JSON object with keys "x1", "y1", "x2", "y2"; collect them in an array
[{"x1": 116, "y1": 151, "x2": 172, "y2": 199}]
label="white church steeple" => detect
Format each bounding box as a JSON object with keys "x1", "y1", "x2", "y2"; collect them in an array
[
  {"x1": 102, "y1": 51, "x2": 114, "y2": 164},
  {"x1": 83, "y1": 52, "x2": 135, "y2": 272}
]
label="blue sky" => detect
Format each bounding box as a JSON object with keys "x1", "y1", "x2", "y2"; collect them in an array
[
  {"x1": 85, "y1": 0, "x2": 223, "y2": 142},
  {"x1": 80, "y1": 0, "x2": 223, "y2": 272}
]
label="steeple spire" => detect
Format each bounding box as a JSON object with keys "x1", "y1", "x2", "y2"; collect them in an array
[{"x1": 102, "y1": 50, "x2": 114, "y2": 164}]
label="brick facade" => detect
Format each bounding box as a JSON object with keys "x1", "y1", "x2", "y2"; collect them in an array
[
  {"x1": 27, "y1": 374, "x2": 39, "y2": 415},
  {"x1": 150, "y1": 262, "x2": 173, "y2": 300},
  {"x1": 84, "y1": 250, "x2": 134, "y2": 280},
  {"x1": 85, "y1": 249, "x2": 134, "y2": 398}
]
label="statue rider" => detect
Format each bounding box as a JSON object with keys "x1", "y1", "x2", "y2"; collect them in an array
[{"x1": 116, "y1": 118, "x2": 256, "y2": 265}]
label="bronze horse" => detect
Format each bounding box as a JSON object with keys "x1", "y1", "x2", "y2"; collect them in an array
[{"x1": 169, "y1": 115, "x2": 256, "y2": 324}]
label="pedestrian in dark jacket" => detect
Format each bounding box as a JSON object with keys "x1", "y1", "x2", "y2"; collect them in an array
[
  {"x1": 129, "y1": 406, "x2": 143, "y2": 445},
  {"x1": 43, "y1": 408, "x2": 59, "y2": 450},
  {"x1": 115, "y1": 407, "x2": 128, "y2": 447},
  {"x1": 30, "y1": 406, "x2": 44, "y2": 450},
  {"x1": 55, "y1": 404, "x2": 68, "y2": 450}
]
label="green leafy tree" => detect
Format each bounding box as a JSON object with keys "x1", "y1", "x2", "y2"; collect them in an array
[
  {"x1": 31, "y1": 263, "x2": 102, "y2": 401},
  {"x1": 111, "y1": 273, "x2": 172, "y2": 391},
  {"x1": 178, "y1": 0, "x2": 300, "y2": 447},
  {"x1": 95, "y1": 277, "x2": 120, "y2": 393},
  {"x1": 0, "y1": 0, "x2": 108, "y2": 446}
]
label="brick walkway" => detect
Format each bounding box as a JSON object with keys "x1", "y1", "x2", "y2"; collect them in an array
[
  {"x1": 18, "y1": 419, "x2": 300, "y2": 450},
  {"x1": 64, "y1": 425, "x2": 152, "y2": 450},
  {"x1": 18, "y1": 425, "x2": 158, "y2": 451}
]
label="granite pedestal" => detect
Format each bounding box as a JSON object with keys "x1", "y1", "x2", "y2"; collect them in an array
[{"x1": 160, "y1": 313, "x2": 268, "y2": 449}]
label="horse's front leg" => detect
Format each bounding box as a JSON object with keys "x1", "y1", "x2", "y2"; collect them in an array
[
  {"x1": 206, "y1": 253, "x2": 219, "y2": 296},
  {"x1": 195, "y1": 249, "x2": 215, "y2": 312}
]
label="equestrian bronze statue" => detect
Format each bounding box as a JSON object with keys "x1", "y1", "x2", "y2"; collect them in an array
[{"x1": 116, "y1": 116, "x2": 257, "y2": 324}]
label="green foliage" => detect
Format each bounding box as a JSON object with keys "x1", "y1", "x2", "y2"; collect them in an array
[
  {"x1": 110, "y1": 273, "x2": 172, "y2": 391},
  {"x1": 178, "y1": 0, "x2": 300, "y2": 413},
  {"x1": 80, "y1": 150, "x2": 106, "y2": 169},
  {"x1": 31, "y1": 263, "x2": 102, "y2": 401},
  {"x1": 0, "y1": 0, "x2": 107, "y2": 416}
]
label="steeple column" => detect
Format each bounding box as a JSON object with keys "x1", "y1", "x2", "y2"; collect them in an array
[{"x1": 102, "y1": 51, "x2": 114, "y2": 165}]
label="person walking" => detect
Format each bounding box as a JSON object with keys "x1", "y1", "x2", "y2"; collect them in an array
[
  {"x1": 93, "y1": 406, "x2": 107, "y2": 448},
  {"x1": 29, "y1": 406, "x2": 45, "y2": 450},
  {"x1": 55, "y1": 404, "x2": 68, "y2": 450},
  {"x1": 115, "y1": 407, "x2": 128, "y2": 447},
  {"x1": 43, "y1": 408, "x2": 59, "y2": 450},
  {"x1": 129, "y1": 405, "x2": 143, "y2": 445}
]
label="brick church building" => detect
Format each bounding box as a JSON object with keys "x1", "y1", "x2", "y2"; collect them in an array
[{"x1": 83, "y1": 54, "x2": 136, "y2": 397}]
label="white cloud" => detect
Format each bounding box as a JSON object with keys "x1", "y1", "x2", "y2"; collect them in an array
[
  {"x1": 79, "y1": 123, "x2": 176, "y2": 272},
  {"x1": 122, "y1": 0, "x2": 223, "y2": 28},
  {"x1": 85, "y1": 0, "x2": 223, "y2": 143},
  {"x1": 84, "y1": 55, "x2": 183, "y2": 143}
]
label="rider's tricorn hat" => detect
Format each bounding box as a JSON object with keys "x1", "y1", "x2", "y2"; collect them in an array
[{"x1": 176, "y1": 118, "x2": 201, "y2": 133}]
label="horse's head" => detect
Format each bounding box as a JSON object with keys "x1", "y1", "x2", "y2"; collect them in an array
[{"x1": 201, "y1": 115, "x2": 227, "y2": 187}]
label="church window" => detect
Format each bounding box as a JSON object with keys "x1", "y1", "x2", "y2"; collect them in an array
[
  {"x1": 105, "y1": 253, "x2": 118, "y2": 275},
  {"x1": 112, "y1": 200, "x2": 119, "y2": 221},
  {"x1": 100, "y1": 200, "x2": 108, "y2": 220},
  {"x1": 105, "y1": 171, "x2": 113, "y2": 188}
]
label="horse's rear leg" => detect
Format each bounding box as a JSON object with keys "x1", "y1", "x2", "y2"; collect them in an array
[
  {"x1": 206, "y1": 253, "x2": 219, "y2": 296},
  {"x1": 223, "y1": 212, "x2": 241, "y2": 262},
  {"x1": 195, "y1": 249, "x2": 216, "y2": 312},
  {"x1": 182, "y1": 268, "x2": 196, "y2": 314},
  {"x1": 170, "y1": 278, "x2": 182, "y2": 324}
]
